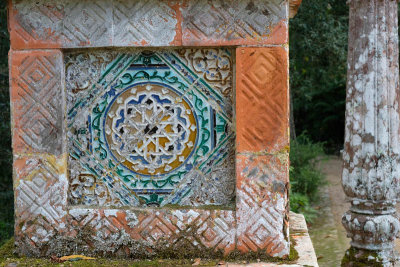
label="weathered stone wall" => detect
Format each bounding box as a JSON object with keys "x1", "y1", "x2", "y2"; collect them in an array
[{"x1": 9, "y1": 0, "x2": 291, "y2": 258}]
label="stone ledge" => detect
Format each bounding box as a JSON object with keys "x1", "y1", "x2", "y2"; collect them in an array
[{"x1": 289, "y1": 212, "x2": 319, "y2": 267}]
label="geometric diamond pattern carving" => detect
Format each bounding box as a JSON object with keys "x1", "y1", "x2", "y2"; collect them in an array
[
  {"x1": 10, "y1": 0, "x2": 290, "y2": 259},
  {"x1": 9, "y1": 0, "x2": 64, "y2": 49},
  {"x1": 17, "y1": 171, "x2": 63, "y2": 224},
  {"x1": 11, "y1": 51, "x2": 64, "y2": 155},
  {"x1": 63, "y1": 0, "x2": 112, "y2": 47},
  {"x1": 13, "y1": 155, "x2": 68, "y2": 256},
  {"x1": 236, "y1": 154, "x2": 289, "y2": 257},
  {"x1": 16, "y1": 215, "x2": 56, "y2": 255},
  {"x1": 113, "y1": 0, "x2": 179, "y2": 46},
  {"x1": 66, "y1": 209, "x2": 236, "y2": 255},
  {"x1": 10, "y1": 0, "x2": 287, "y2": 49},
  {"x1": 182, "y1": 0, "x2": 287, "y2": 45},
  {"x1": 134, "y1": 209, "x2": 236, "y2": 251},
  {"x1": 69, "y1": 210, "x2": 125, "y2": 246},
  {"x1": 14, "y1": 156, "x2": 67, "y2": 224},
  {"x1": 236, "y1": 47, "x2": 288, "y2": 153}
]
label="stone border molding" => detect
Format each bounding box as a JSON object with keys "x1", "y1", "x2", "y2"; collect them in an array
[{"x1": 9, "y1": 0, "x2": 288, "y2": 49}]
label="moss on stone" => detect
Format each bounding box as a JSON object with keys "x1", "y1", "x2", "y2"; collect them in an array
[
  {"x1": 0, "y1": 240, "x2": 213, "y2": 267},
  {"x1": 0, "y1": 238, "x2": 14, "y2": 259},
  {"x1": 0, "y1": 236, "x2": 301, "y2": 266},
  {"x1": 341, "y1": 247, "x2": 387, "y2": 267}
]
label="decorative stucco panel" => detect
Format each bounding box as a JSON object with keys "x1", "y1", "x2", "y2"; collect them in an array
[{"x1": 66, "y1": 49, "x2": 235, "y2": 208}]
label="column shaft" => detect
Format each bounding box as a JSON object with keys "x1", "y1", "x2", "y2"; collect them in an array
[{"x1": 342, "y1": 0, "x2": 400, "y2": 265}]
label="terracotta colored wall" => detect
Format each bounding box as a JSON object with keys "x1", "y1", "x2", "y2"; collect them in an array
[{"x1": 9, "y1": 0, "x2": 290, "y2": 258}]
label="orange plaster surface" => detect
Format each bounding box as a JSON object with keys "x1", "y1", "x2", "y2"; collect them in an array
[
  {"x1": 9, "y1": 1, "x2": 63, "y2": 49},
  {"x1": 167, "y1": 1, "x2": 183, "y2": 46},
  {"x1": 236, "y1": 47, "x2": 289, "y2": 153},
  {"x1": 10, "y1": 50, "x2": 63, "y2": 154}
]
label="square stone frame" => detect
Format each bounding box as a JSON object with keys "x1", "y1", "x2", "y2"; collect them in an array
[{"x1": 9, "y1": 0, "x2": 290, "y2": 258}]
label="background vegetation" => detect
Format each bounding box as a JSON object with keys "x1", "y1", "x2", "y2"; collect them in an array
[
  {"x1": 0, "y1": 1, "x2": 12, "y2": 246},
  {"x1": 288, "y1": 0, "x2": 348, "y2": 221},
  {"x1": 0, "y1": 0, "x2": 351, "y2": 244},
  {"x1": 290, "y1": 0, "x2": 348, "y2": 153},
  {"x1": 289, "y1": 134, "x2": 325, "y2": 222}
]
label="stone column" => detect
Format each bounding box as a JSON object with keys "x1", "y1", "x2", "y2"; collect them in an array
[{"x1": 341, "y1": 0, "x2": 400, "y2": 265}]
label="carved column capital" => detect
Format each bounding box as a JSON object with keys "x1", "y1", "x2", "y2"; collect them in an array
[{"x1": 342, "y1": 211, "x2": 400, "y2": 250}]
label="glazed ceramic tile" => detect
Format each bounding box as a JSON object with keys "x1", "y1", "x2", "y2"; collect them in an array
[{"x1": 66, "y1": 49, "x2": 235, "y2": 207}]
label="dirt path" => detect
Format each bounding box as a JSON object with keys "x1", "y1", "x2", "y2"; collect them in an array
[
  {"x1": 308, "y1": 156, "x2": 400, "y2": 266},
  {"x1": 308, "y1": 157, "x2": 350, "y2": 266}
]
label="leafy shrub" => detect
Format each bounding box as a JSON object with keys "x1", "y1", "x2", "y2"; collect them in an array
[
  {"x1": 290, "y1": 133, "x2": 325, "y2": 222},
  {"x1": 290, "y1": 192, "x2": 318, "y2": 223},
  {"x1": 0, "y1": 192, "x2": 13, "y2": 246}
]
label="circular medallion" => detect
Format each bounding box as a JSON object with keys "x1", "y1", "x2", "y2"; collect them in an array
[{"x1": 104, "y1": 83, "x2": 197, "y2": 176}]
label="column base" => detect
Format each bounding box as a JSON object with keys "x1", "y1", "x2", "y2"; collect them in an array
[{"x1": 341, "y1": 247, "x2": 399, "y2": 267}]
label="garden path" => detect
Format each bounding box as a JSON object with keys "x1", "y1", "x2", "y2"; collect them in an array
[{"x1": 309, "y1": 157, "x2": 400, "y2": 266}]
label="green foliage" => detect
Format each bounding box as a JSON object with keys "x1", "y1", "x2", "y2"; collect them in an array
[
  {"x1": 290, "y1": 134, "x2": 325, "y2": 200},
  {"x1": 290, "y1": 0, "x2": 348, "y2": 152},
  {"x1": 0, "y1": 191, "x2": 13, "y2": 247},
  {"x1": 0, "y1": 1, "x2": 12, "y2": 246},
  {"x1": 290, "y1": 192, "x2": 317, "y2": 223},
  {"x1": 290, "y1": 134, "x2": 325, "y2": 222}
]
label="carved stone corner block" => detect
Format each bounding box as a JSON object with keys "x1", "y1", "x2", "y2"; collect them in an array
[
  {"x1": 10, "y1": 49, "x2": 65, "y2": 155},
  {"x1": 236, "y1": 47, "x2": 289, "y2": 153},
  {"x1": 181, "y1": 0, "x2": 288, "y2": 46},
  {"x1": 235, "y1": 153, "x2": 290, "y2": 257},
  {"x1": 9, "y1": 0, "x2": 65, "y2": 49},
  {"x1": 13, "y1": 154, "x2": 68, "y2": 256}
]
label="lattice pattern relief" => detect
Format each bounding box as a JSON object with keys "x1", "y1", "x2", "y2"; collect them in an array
[
  {"x1": 181, "y1": 0, "x2": 287, "y2": 45},
  {"x1": 66, "y1": 49, "x2": 235, "y2": 208},
  {"x1": 9, "y1": 0, "x2": 288, "y2": 49},
  {"x1": 11, "y1": 50, "x2": 64, "y2": 155}
]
